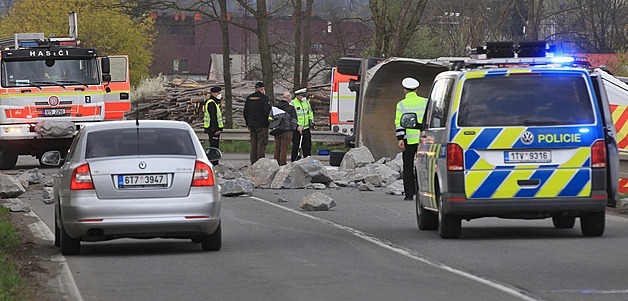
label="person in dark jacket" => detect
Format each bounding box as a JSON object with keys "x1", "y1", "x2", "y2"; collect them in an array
[
  {"x1": 203, "y1": 86, "x2": 223, "y2": 165},
  {"x1": 244, "y1": 81, "x2": 272, "y2": 164},
  {"x1": 273, "y1": 91, "x2": 298, "y2": 165}
]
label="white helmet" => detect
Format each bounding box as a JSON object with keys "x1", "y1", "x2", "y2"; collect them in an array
[{"x1": 402, "y1": 77, "x2": 420, "y2": 90}]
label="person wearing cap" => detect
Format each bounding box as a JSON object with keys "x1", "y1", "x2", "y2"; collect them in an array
[
  {"x1": 204, "y1": 86, "x2": 223, "y2": 165},
  {"x1": 244, "y1": 81, "x2": 272, "y2": 164},
  {"x1": 272, "y1": 91, "x2": 298, "y2": 165},
  {"x1": 290, "y1": 88, "x2": 314, "y2": 161},
  {"x1": 395, "y1": 77, "x2": 426, "y2": 201}
]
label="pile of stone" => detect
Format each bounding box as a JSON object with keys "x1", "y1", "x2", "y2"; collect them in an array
[
  {"x1": 215, "y1": 146, "x2": 405, "y2": 201},
  {"x1": 0, "y1": 168, "x2": 52, "y2": 212}
]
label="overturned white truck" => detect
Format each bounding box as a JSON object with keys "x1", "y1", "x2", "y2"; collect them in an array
[{"x1": 336, "y1": 57, "x2": 450, "y2": 160}]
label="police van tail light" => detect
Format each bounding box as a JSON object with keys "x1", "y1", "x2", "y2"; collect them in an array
[
  {"x1": 447, "y1": 143, "x2": 464, "y2": 171},
  {"x1": 192, "y1": 161, "x2": 214, "y2": 186},
  {"x1": 591, "y1": 140, "x2": 606, "y2": 168},
  {"x1": 70, "y1": 163, "x2": 94, "y2": 190}
]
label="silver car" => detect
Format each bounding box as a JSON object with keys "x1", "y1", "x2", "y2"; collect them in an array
[{"x1": 44, "y1": 120, "x2": 222, "y2": 255}]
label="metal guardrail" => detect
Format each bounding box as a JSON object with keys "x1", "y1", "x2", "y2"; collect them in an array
[{"x1": 194, "y1": 128, "x2": 346, "y2": 143}]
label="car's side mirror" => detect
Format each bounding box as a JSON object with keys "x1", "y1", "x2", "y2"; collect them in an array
[
  {"x1": 400, "y1": 113, "x2": 423, "y2": 130},
  {"x1": 41, "y1": 150, "x2": 63, "y2": 166},
  {"x1": 205, "y1": 147, "x2": 222, "y2": 162}
]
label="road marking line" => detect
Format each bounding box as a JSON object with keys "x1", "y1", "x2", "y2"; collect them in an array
[
  {"x1": 24, "y1": 212, "x2": 84, "y2": 301},
  {"x1": 542, "y1": 289, "x2": 628, "y2": 294},
  {"x1": 249, "y1": 196, "x2": 541, "y2": 301}
]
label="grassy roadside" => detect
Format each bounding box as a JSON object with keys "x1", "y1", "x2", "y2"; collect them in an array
[
  {"x1": 211, "y1": 140, "x2": 350, "y2": 154},
  {"x1": 0, "y1": 207, "x2": 31, "y2": 301}
]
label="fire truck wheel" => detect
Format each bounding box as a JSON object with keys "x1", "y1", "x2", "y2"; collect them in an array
[
  {"x1": 0, "y1": 149, "x2": 18, "y2": 170},
  {"x1": 337, "y1": 58, "x2": 362, "y2": 76},
  {"x1": 329, "y1": 150, "x2": 347, "y2": 167}
]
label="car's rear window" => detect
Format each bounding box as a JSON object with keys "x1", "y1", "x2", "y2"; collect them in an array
[
  {"x1": 85, "y1": 128, "x2": 196, "y2": 159},
  {"x1": 458, "y1": 74, "x2": 595, "y2": 127}
]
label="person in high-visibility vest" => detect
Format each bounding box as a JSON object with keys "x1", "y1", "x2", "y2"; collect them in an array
[
  {"x1": 290, "y1": 88, "x2": 314, "y2": 161},
  {"x1": 204, "y1": 86, "x2": 224, "y2": 165},
  {"x1": 395, "y1": 77, "x2": 426, "y2": 200}
]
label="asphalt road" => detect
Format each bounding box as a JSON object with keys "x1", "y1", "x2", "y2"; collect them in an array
[{"x1": 15, "y1": 156, "x2": 628, "y2": 301}]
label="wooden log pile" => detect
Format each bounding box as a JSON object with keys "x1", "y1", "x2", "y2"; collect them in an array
[{"x1": 128, "y1": 78, "x2": 331, "y2": 130}]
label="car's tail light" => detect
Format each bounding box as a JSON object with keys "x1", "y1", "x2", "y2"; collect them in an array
[
  {"x1": 447, "y1": 143, "x2": 464, "y2": 171},
  {"x1": 70, "y1": 163, "x2": 94, "y2": 190},
  {"x1": 591, "y1": 140, "x2": 606, "y2": 168},
  {"x1": 192, "y1": 161, "x2": 214, "y2": 186}
]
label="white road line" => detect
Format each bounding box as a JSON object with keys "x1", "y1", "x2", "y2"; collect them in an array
[
  {"x1": 249, "y1": 196, "x2": 541, "y2": 301},
  {"x1": 25, "y1": 212, "x2": 84, "y2": 301}
]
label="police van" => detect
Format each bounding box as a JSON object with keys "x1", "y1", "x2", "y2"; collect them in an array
[{"x1": 401, "y1": 42, "x2": 619, "y2": 239}]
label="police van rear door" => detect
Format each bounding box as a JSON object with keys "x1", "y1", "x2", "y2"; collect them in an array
[{"x1": 451, "y1": 69, "x2": 603, "y2": 200}]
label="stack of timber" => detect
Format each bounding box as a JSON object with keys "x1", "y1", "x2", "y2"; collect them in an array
[{"x1": 128, "y1": 78, "x2": 331, "y2": 130}]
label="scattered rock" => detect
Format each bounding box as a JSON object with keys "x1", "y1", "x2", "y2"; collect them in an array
[
  {"x1": 364, "y1": 174, "x2": 383, "y2": 187},
  {"x1": 270, "y1": 163, "x2": 311, "y2": 189},
  {"x1": 385, "y1": 179, "x2": 405, "y2": 195},
  {"x1": 10, "y1": 200, "x2": 31, "y2": 213},
  {"x1": 221, "y1": 178, "x2": 255, "y2": 196},
  {"x1": 44, "y1": 179, "x2": 54, "y2": 187},
  {"x1": 0, "y1": 173, "x2": 26, "y2": 198},
  {"x1": 18, "y1": 168, "x2": 44, "y2": 185},
  {"x1": 340, "y1": 146, "x2": 375, "y2": 170},
  {"x1": 294, "y1": 158, "x2": 332, "y2": 184},
  {"x1": 312, "y1": 183, "x2": 326, "y2": 190},
  {"x1": 300, "y1": 192, "x2": 336, "y2": 211},
  {"x1": 277, "y1": 197, "x2": 288, "y2": 203},
  {"x1": 245, "y1": 158, "x2": 279, "y2": 187},
  {"x1": 42, "y1": 187, "x2": 54, "y2": 200},
  {"x1": 357, "y1": 183, "x2": 376, "y2": 191}
]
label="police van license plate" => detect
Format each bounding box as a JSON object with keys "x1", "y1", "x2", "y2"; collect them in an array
[
  {"x1": 504, "y1": 150, "x2": 551, "y2": 163},
  {"x1": 43, "y1": 109, "x2": 66, "y2": 117},
  {"x1": 118, "y1": 174, "x2": 168, "y2": 188}
]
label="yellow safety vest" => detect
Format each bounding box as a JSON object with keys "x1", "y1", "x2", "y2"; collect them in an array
[
  {"x1": 395, "y1": 92, "x2": 426, "y2": 145},
  {"x1": 291, "y1": 97, "x2": 314, "y2": 129},
  {"x1": 204, "y1": 99, "x2": 223, "y2": 128}
]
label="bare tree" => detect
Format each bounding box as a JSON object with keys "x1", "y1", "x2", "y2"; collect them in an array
[
  {"x1": 235, "y1": 0, "x2": 275, "y2": 102},
  {"x1": 292, "y1": 0, "x2": 302, "y2": 91},
  {"x1": 299, "y1": 0, "x2": 314, "y2": 88},
  {"x1": 218, "y1": 0, "x2": 233, "y2": 128},
  {"x1": 369, "y1": 0, "x2": 429, "y2": 57}
]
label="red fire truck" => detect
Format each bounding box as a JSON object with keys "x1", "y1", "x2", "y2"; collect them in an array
[{"x1": 0, "y1": 12, "x2": 130, "y2": 169}]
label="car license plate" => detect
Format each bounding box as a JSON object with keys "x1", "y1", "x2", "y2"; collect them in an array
[
  {"x1": 504, "y1": 150, "x2": 551, "y2": 163},
  {"x1": 118, "y1": 174, "x2": 168, "y2": 188},
  {"x1": 42, "y1": 108, "x2": 66, "y2": 117}
]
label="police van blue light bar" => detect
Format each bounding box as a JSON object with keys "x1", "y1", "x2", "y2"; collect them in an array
[{"x1": 550, "y1": 56, "x2": 575, "y2": 64}]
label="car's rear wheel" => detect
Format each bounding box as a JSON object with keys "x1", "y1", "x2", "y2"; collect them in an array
[
  {"x1": 200, "y1": 223, "x2": 222, "y2": 251},
  {"x1": 417, "y1": 196, "x2": 437, "y2": 230},
  {"x1": 580, "y1": 212, "x2": 605, "y2": 237},
  {"x1": 552, "y1": 216, "x2": 576, "y2": 229},
  {"x1": 60, "y1": 224, "x2": 80, "y2": 255},
  {"x1": 438, "y1": 196, "x2": 461, "y2": 239}
]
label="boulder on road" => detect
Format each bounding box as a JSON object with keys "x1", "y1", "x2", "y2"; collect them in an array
[
  {"x1": 270, "y1": 163, "x2": 311, "y2": 189},
  {"x1": 221, "y1": 178, "x2": 255, "y2": 197},
  {"x1": 300, "y1": 192, "x2": 336, "y2": 211},
  {"x1": 294, "y1": 158, "x2": 332, "y2": 183},
  {"x1": 245, "y1": 158, "x2": 279, "y2": 187},
  {"x1": 340, "y1": 146, "x2": 374, "y2": 170},
  {"x1": 385, "y1": 179, "x2": 405, "y2": 195},
  {"x1": 0, "y1": 173, "x2": 26, "y2": 198}
]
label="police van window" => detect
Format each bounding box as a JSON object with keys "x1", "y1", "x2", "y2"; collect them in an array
[
  {"x1": 458, "y1": 74, "x2": 594, "y2": 127},
  {"x1": 427, "y1": 78, "x2": 453, "y2": 128}
]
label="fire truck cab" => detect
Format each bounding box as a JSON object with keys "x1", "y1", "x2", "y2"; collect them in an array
[{"x1": 0, "y1": 21, "x2": 130, "y2": 169}]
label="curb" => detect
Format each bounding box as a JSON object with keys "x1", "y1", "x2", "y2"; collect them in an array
[{"x1": 25, "y1": 211, "x2": 83, "y2": 301}]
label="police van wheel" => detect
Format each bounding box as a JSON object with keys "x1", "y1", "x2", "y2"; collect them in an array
[
  {"x1": 438, "y1": 198, "x2": 461, "y2": 239},
  {"x1": 580, "y1": 212, "x2": 605, "y2": 237},
  {"x1": 329, "y1": 150, "x2": 347, "y2": 167},
  {"x1": 552, "y1": 216, "x2": 576, "y2": 229}
]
